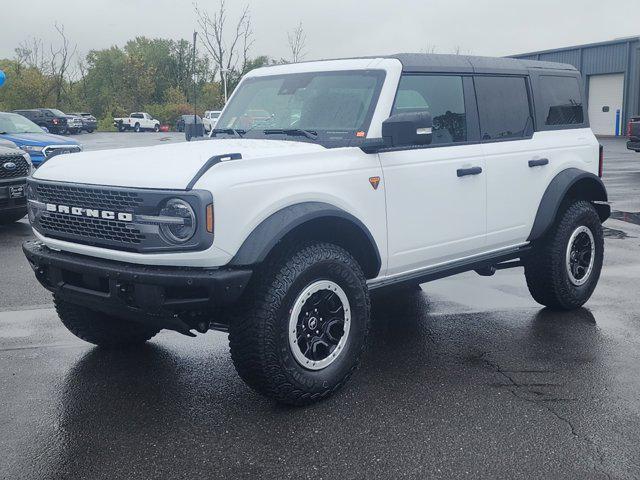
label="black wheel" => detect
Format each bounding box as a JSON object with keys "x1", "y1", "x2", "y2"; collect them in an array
[
  {"x1": 524, "y1": 200, "x2": 604, "y2": 310},
  {"x1": 86, "y1": 129, "x2": 94, "y2": 133},
  {"x1": 0, "y1": 209, "x2": 26, "y2": 225},
  {"x1": 154, "y1": 124, "x2": 160, "y2": 132},
  {"x1": 134, "y1": 123, "x2": 141, "y2": 133},
  {"x1": 229, "y1": 242, "x2": 371, "y2": 405},
  {"x1": 54, "y1": 296, "x2": 160, "y2": 347}
]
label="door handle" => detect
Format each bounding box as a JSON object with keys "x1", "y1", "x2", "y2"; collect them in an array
[
  {"x1": 528, "y1": 158, "x2": 549, "y2": 167},
  {"x1": 457, "y1": 166, "x2": 483, "y2": 177}
]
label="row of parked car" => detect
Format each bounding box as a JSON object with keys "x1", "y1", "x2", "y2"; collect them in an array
[
  {"x1": 176, "y1": 110, "x2": 221, "y2": 133},
  {"x1": 112, "y1": 110, "x2": 222, "y2": 134},
  {"x1": 0, "y1": 111, "x2": 82, "y2": 166},
  {"x1": 12, "y1": 108, "x2": 97, "y2": 135},
  {"x1": 0, "y1": 110, "x2": 84, "y2": 225}
]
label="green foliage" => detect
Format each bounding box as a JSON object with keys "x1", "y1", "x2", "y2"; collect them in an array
[
  {"x1": 97, "y1": 116, "x2": 117, "y2": 132},
  {"x1": 0, "y1": 60, "x2": 52, "y2": 111},
  {"x1": 0, "y1": 36, "x2": 273, "y2": 120},
  {"x1": 144, "y1": 102, "x2": 193, "y2": 126}
]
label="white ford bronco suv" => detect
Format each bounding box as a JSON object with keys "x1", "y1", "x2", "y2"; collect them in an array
[{"x1": 23, "y1": 54, "x2": 609, "y2": 405}]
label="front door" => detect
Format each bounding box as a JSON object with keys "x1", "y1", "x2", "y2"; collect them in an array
[{"x1": 379, "y1": 74, "x2": 487, "y2": 277}]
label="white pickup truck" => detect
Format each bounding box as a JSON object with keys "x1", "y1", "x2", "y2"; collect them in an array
[
  {"x1": 203, "y1": 110, "x2": 221, "y2": 133},
  {"x1": 113, "y1": 112, "x2": 160, "y2": 133},
  {"x1": 24, "y1": 54, "x2": 609, "y2": 405}
]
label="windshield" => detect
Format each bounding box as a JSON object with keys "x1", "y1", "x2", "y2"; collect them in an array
[
  {"x1": 0, "y1": 112, "x2": 45, "y2": 134},
  {"x1": 49, "y1": 109, "x2": 66, "y2": 117},
  {"x1": 215, "y1": 70, "x2": 385, "y2": 147}
]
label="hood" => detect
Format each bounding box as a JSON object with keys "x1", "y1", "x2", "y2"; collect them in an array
[
  {"x1": 33, "y1": 138, "x2": 326, "y2": 189},
  {"x1": 0, "y1": 145, "x2": 25, "y2": 156},
  {"x1": 0, "y1": 132, "x2": 78, "y2": 146}
]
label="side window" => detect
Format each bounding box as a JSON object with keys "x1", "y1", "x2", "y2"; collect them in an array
[
  {"x1": 131, "y1": 113, "x2": 142, "y2": 119},
  {"x1": 539, "y1": 75, "x2": 584, "y2": 126},
  {"x1": 392, "y1": 75, "x2": 467, "y2": 144},
  {"x1": 474, "y1": 76, "x2": 532, "y2": 141}
]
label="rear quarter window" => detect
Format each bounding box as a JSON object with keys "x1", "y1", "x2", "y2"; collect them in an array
[{"x1": 539, "y1": 75, "x2": 584, "y2": 127}]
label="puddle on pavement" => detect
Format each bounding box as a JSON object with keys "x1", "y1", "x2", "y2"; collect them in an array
[
  {"x1": 603, "y1": 227, "x2": 629, "y2": 239},
  {"x1": 610, "y1": 210, "x2": 640, "y2": 226}
]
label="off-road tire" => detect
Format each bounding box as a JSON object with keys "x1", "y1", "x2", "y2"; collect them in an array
[
  {"x1": 134, "y1": 123, "x2": 141, "y2": 133},
  {"x1": 153, "y1": 124, "x2": 160, "y2": 132},
  {"x1": 0, "y1": 209, "x2": 26, "y2": 225},
  {"x1": 229, "y1": 242, "x2": 371, "y2": 405},
  {"x1": 54, "y1": 296, "x2": 160, "y2": 347},
  {"x1": 524, "y1": 200, "x2": 604, "y2": 310}
]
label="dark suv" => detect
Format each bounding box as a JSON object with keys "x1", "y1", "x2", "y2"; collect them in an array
[
  {"x1": 69, "y1": 112, "x2": 97, "y2": 133},
  {"x1": 12, "y1": 109, "x2": 78, "y2": 135},
  {"x1": 0, "y1": 142, "x2": 31, "y2": 224}
]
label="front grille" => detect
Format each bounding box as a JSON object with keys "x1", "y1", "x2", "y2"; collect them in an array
[
  {"x1": 39, "y1": 212, "x2": 144, "y2": 245},
  {"x1": 28, "y1": 179, "x2": 213, "y2": 253},
  {"x1": 0, "y1": 155, "x2": 29, "y2": 179},
  {"x1": 36, "y1": 183, "x2": 143, "y2": 211}
]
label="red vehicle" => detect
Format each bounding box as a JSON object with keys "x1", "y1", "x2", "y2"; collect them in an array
[{"x1": 627, "y1": 116, "x2": 640, "y2": 152}]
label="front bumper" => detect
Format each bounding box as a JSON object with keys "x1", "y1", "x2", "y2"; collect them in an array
[{"x1": 23, "y1": 241, "x2": 252, "y2": 333}]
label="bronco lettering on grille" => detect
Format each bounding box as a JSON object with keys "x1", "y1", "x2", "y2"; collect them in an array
[{"x1": 45, "y1": 203, "x2": 133, "y2": 222}]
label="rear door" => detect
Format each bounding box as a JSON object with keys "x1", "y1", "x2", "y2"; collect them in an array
[
  {"x1": 480, "y1": 74, "x2": 588, "y2": 249},
  {"x1": 379, "y1": 74, "x2": 487, "y2": 276}
]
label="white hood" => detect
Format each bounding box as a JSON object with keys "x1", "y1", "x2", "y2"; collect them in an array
[{"x1": 33, "y1": 139, "x2": 326, "y2": 189}]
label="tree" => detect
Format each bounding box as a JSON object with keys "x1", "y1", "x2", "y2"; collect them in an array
[
  {"x1": 194, "y1": 0, "x2": 253, "y2": 79},
  {"x1": 49, "y1": 23, "x2": 77, "y2": 106},
  {"x1": 287, "y1": 22, "x2": 307, "y2": 63}
]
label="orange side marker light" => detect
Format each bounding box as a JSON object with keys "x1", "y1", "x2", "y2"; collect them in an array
[{"x1": 206, "y1": 204, "x2": 214, "y2": 234}]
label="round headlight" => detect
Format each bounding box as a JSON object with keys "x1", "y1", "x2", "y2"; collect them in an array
[{"x1": 159, "y1": 198, "x2": 196, "y2": 244}]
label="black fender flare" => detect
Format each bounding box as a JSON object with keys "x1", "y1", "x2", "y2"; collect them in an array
[
  {"x1": 528, "y1": 168, "x2": 609, "y2": 241},
  {"x1": 229, "y1": 202, "x2": 382, "y2": 275}
]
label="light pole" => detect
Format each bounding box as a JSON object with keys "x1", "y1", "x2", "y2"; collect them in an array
[
  {"x1": 192, "y1": 31, "x2": 198, "y2": 127},
  {"x1": 221, "y1": 68, "x2": 229, "y2": 105}
]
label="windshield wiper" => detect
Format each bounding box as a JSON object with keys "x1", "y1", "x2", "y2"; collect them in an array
[
  {"x1": 263, "y1": 129, "x2": 318, "y2": 140},
  {"x1": 211, "y1": 128, "x2": 245, "y2": 138}
]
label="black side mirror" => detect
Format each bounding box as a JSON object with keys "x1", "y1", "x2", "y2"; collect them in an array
[
  {"x1": 360, "y1": 112, "x2": 434, "y2": 154},
  {"x1": 382, "y1": 112, "x2": 433, "y2": 148}
]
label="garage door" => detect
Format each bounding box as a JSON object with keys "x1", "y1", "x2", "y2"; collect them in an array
[{"x1": 588, "y1": 73, "x2": 624, "y2": 136}]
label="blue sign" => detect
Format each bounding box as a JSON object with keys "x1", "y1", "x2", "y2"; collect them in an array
[{"x1": 0, "y1": 70, "x2": 5, "y2": 87}]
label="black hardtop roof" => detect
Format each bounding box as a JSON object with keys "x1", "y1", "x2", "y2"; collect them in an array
[{"x1": 388, "y1": 53, "x2": 577, "y2": 75}]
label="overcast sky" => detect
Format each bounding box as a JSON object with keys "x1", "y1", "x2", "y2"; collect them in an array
[{"x1": 1, "y1": 0, "x2": 638, "y2": 64}]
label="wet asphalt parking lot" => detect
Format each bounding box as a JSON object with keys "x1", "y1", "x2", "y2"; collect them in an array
[{"x1": 1, "y1": 134, "x2": 640, "y2": 479}]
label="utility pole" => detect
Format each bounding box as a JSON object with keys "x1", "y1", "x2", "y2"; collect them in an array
[
  {"x1": 221, "y1": 69, "x2": 229, "y2": 105},
  {"x1": 192, "y1": 31, "x2": 198, "y2": 127}
]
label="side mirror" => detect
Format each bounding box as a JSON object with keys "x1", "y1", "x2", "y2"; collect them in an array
[
  {"x1": 382, "y1": 112, "x2": 433, "y2": 148},
  {"x1": 360, "y1": 112, "x2": 433, "y2": 154}
]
